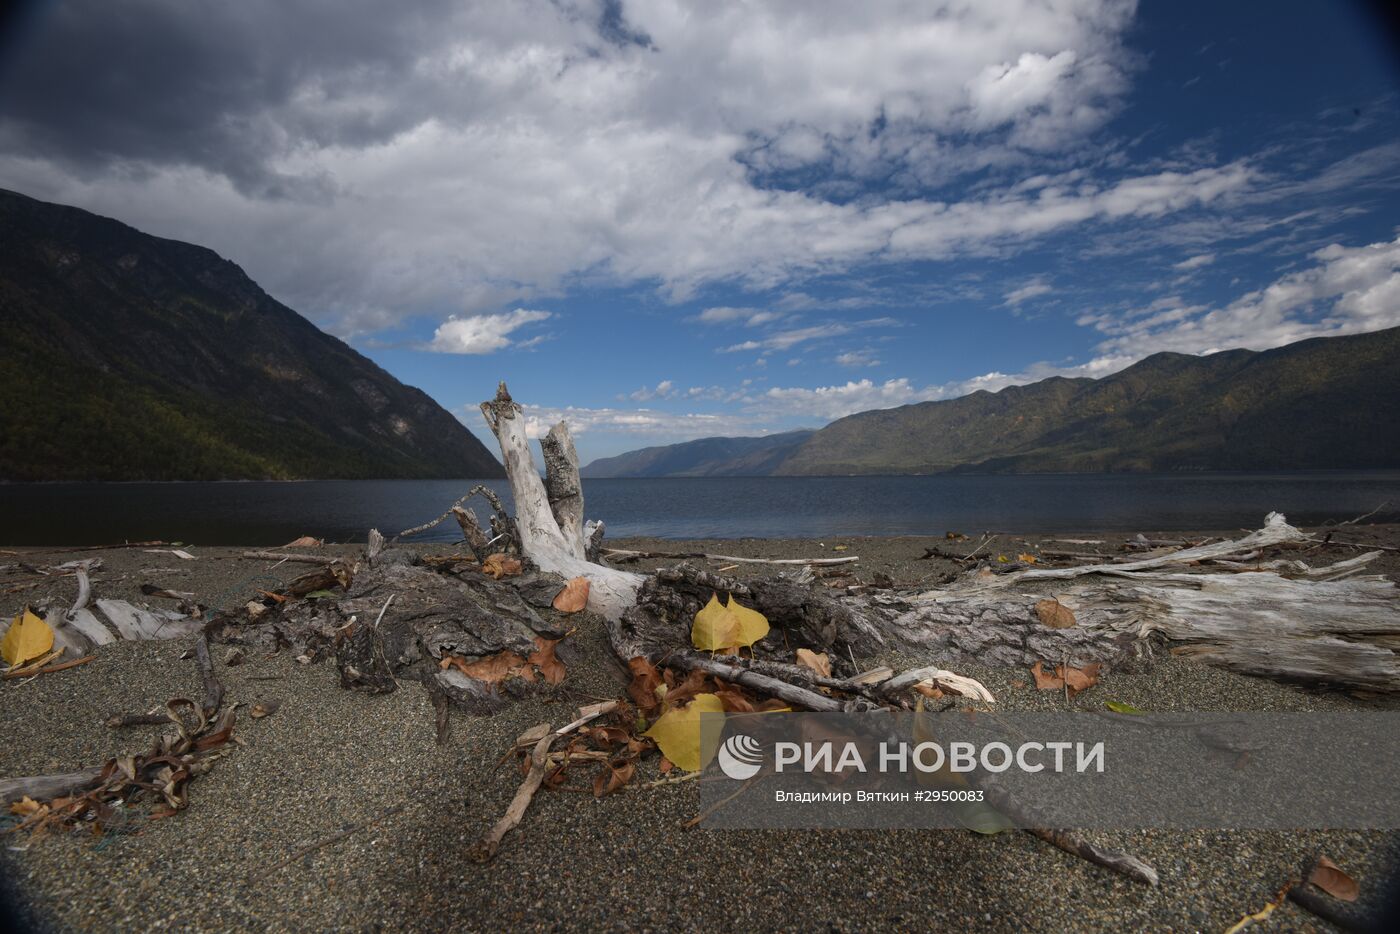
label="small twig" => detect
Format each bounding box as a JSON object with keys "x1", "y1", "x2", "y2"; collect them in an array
[
  {"x1": 260, "y1": 803, "x2": 408, "y2": 874},
  {"x1": 471, "y1": 701, "x2": 619, "y2": 861},
  {"x1": 1334, "y1": 501, "x2": 1392, "y2": 528},
  {"x1": 3, "y1": 655, "x2": 94, "y2": 680},
  {"x1": 238, "y1": 551, "x2": 332, "y2": 565}
]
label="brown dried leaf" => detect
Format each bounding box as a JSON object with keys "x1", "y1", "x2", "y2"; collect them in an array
[
  {"x1": 592, "y1": 760, "x2": 636, "y2": 798},
  {"x1": 250, "y1": 699, "x2": 281, "y2": 719},
  {"x1": 714, "y1": 686, "x2": 757, "y2": 713},
  {"x1": 1029, "y1": 660, "x2": 1100, "y2": 697},
  {"x1": 528, "y1": 637, "x2": 567, "y2": 685},
  {"x1": 627, "y1": 657, "x2": 663, "y2": 716},
  {"x1": 284, "y1": 536, "x2": 322, "y2": 547},
  {"x1": 1034, "y1": 598, "x2": 1076, "y2": 629},
  {"x1": 482, "y1": 553, "x2": 523, "y2": 580},
  {"x1": 444, "y1": 651, "x2": 528, "y2": 683},
  {"x1": 795, "y1": 648, "x2": 833, "y2": 678},
  {"x1": 914, "y1": 683, "x2": 944, "y2": 699},
  {"x1": 551, "y1": 577, "x2": 590, "y2": 613},
  {"x1": 1309, "y1": 856, "x2": 1359, "y2": 901}
]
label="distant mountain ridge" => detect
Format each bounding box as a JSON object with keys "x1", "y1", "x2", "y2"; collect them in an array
[
  {"x1": 0, "y1": 188, "x2": 504, "y2": 481},
  {"x1": 581, "y1": 327, "x2": 1400, "y2": 477},
  {"x1": 581, "y1": 430, "x2": 815, "y2": 477}
]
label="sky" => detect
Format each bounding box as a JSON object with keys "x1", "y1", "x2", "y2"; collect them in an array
[{"x1": 1, "y1": 0, "x2": 1399, "y2": 463}]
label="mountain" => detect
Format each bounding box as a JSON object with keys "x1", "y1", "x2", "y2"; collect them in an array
[
  {"x1": 779, "y1": 327, "x2": 1400, "y2": 474},
  {"x1": 0, "y1": 189, "x2": 503, "y2": 481},
  {"x1": 580, "y1": 430, "x2": 816, "y2": 478},
  {"x1": 581, "y1": 327, "x2": 1400, "y2": 477}
]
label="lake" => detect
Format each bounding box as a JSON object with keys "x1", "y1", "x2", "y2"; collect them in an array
[{"x1": 2, "y1": 471, "x2": 1398, "y2": 545}]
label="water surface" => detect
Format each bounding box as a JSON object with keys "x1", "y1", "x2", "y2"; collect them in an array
[{"x1": 3, "y1": 471, "x2": 1398, "y2": 545}]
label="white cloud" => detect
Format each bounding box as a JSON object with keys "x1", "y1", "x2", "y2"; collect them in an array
[
  {"x1": 1091, "y1": 236, "x2": 1400, "y2": 357},
  {"x1": 694, "y1": 307, "x2": 782, "y2": 327},
  {"x1": 835, "y1": 350, "x2": 881, "y2": 367},
  {"x1": 518, "y1": 405, "x2": 758, "y2": 440},
  {"x1": 0, "y1": 0, "x2": 1184, "y2": 333},
  {"x1": 628, "y1": 379, "x2": 677, "y2": 401},
  {"x1": 1003, "y1": 278, "x2": 1052, "y2": 306},
  {"x1": 1173, "y1": 252, "x2": 1215, "y2": 270},
  {"x1": 757, "y1": 378, "x2": 941, "y2": 420},
  {"x1": 426, "y1": 308, "x2": 551, "y2": 354}
]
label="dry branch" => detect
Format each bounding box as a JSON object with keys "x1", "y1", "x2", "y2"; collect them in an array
[{"x1": 470, "y1": 700, "x2": 618, "y2": 861}]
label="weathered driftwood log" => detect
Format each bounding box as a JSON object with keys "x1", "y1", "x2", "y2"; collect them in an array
[
  {"x1": 858, "y1": 515, "x2": 1400, "y2": 690},
  {"x1": 480, "y1": 383, "x2": 643, "y2": 619}
]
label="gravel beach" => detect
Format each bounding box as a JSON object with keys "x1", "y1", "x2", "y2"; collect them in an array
[{"x1": 2, "y1": 526, "x2": 1399, "y2": 932}]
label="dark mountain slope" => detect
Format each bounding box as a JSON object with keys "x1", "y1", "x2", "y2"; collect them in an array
[
  {"x1": 776, "y1": 327, "x2": 1400, "y2": 475},
  {"x1": 581, "y1": 430, "x2": 815, "y2": 478},
  {"x1": 0, "y1": 188, "x2": 503, "y2": 481}
]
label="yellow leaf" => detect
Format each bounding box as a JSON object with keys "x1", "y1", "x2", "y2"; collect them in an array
[
  {"x1": 996, "y1": 554, "x2": 1008, "y2": 563},
  {"x1": 691, "y1": 594, "x2": 739, "y2": 651},
  {"x1": 725, "y1": 595, "x2": 770, "y2": 647},
  {"x1": 1017, "y1": 553, "x2": 1038, "y2": 564},
  {"x1": 2, "y1": 609, "x2": 54, "y2": 667},
  {"x1": 644, "y1": 694, "x2": 725, "y2": 771}
]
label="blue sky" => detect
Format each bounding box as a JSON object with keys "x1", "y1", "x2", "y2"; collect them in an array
[{"x1": 2, "y1": 1, "x2": 1398, "y2": 463}]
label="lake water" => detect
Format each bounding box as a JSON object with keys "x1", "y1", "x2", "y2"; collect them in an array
[{"x1": 2, "y1": 472, "x2": 1398, "y2": 545}]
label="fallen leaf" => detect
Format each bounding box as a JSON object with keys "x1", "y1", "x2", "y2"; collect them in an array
[
  {"x1": 691, "y1": 594, "x2": 738, "y2": 651},
  {"x1": 832, "y1": 544, "x2": 849, "y2": 552},
  {"x1": 957, "y1": 800, "x2": 1013, "y2": 835},
  {"x1": 794, "y1": 648, "x2": 832, "y2": 678},
  {"x1": 1030, "y1": 660, "x2": 1101, "y2": 697},
  {"x1": 1030, "y1": 661, "x2": 1060, "y2": 691},
  {"x1": 256, "y1": 590, "x2": 289, "y2": 604},
  {"x1": 644, "y1": 694, "x2": 725, "y2": 771},
  {"x1": 1062, "y1": 663, "x2": 1101, "y2": 696},
  {"x1": 1105, "y1": 700, "x2": 1145, "y2": 714},
  {"x1": 443, "y1": 651, "x2": 528, "y2": 683},
  {"x1": 1309, "y1": 856, "x2": 1359, "y2": 901},
  {"x1": 914, "y1": 683, "x2": 944, "y2": 699},
  {"x1": 945, "y1": 531, "x2": 968, "y2": 541},
  {"x1": 250, "y1": 699, "x2": 281, "y2": 719},
  {"x1": 284, "y1": 536, "x2": 322, "y2": 547},
  {"x1": 551, "y1": 577, "x2": 590, "y2": 614},
  {"x1": 304, "y1": 589, "x2": 336, "y2": 600},
  {"x1": 528, "y1": 637, "x2": 567, "y2": 685},
  {"x1": 996, "y1": 554, "x2": 1009, "y2": 563},
  {"x1": 725, "y1": 595, "x2": 770, "y2": 648},
  {"x1": 1034, "y1": 598, "x2": 1076, "y2": 629},
  {"x1": 627, "y1": 657, "x2": 663, "y2": 715},
  {"x1": 2, "y1": 608, "x2": 54, "y2": 667},
  {"x1": 592, "y1": 760, "x2": 636, "y2": 797},
  {"x1": 1017, "y1": 553, "x2": 1039, "y2": 564},
  {"x1": 658, "y1": 757, "x2": 675, "y2": 774},
  {"x1": 482, "y1": 553, "x2": 523, "y2": 580}
]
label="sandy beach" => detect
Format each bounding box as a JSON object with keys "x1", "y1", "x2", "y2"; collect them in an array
[{"x1": 3, "y1": 526, "x2": 1398, "y2": 932}]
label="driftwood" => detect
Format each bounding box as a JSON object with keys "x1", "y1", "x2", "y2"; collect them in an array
[
  {"x1": 470, "y1": 700, "x2": 618, "y2": 861},
  {"x1": 479, "y1": 384, "x2": 644, "y2": 619},
  {"x1": 0, "y1": 766, "x2": 106, "y2": 805},
  {"x1": 239, "y1": 550, "x2": 334, "y2": 565},
  {"x1": 604, "y1": 548, "x2": 859, "y2": 567}
]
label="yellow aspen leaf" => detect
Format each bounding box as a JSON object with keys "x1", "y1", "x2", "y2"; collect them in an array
[
  {"x1": 2, "y1": 609, "x2": 54, "y2": 667},
  {"x1": 724, "y1": 594, "x2": 770, "y2": 647},
  {"x1": 643, "y1": 693, "x2": 725, "y2": 771},
  {"x1": 691, "y1": 593, "x2": 739, "y2": 651}
]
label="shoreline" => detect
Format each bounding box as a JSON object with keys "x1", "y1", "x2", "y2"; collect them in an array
[{"x1": 2, "y1": 525, "x2": 1398, "y2": 930}]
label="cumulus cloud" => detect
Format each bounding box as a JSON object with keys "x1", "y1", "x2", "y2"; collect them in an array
[
  {"x1": 627, "y1": 379, "x2": 677, "y2": 401},
  {"x1": 1090, "y1": 236, "x2": 1400, "y2": 356},
  {"x1": 0, "y1": 0, "x2": 1178, "y2": 332},
  {"x1": 518, "y1": 405, "x2": 758, "y2": 440},
  {"x1": 426, "y1": 309, "x2": 551, "y2": 354}
]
